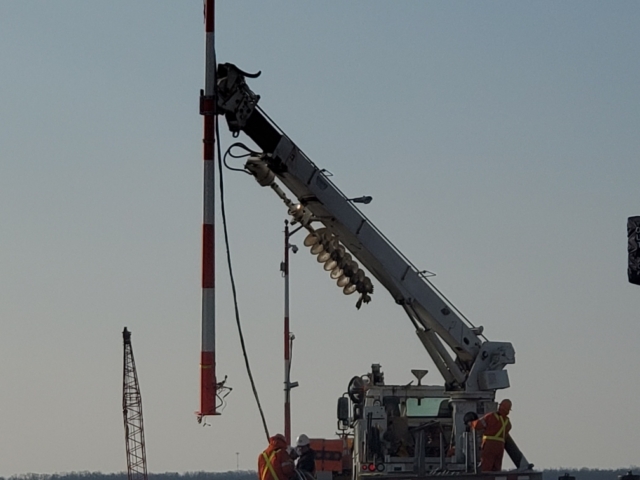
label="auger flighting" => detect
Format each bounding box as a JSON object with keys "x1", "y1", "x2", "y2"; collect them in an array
[{"x1": 245, "y1": 155, "x2": 374, "y2": 309}]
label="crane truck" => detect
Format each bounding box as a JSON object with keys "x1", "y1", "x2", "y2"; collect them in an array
[{"x1": 207, "y1": 63, "x2": 540, "y2": 480}]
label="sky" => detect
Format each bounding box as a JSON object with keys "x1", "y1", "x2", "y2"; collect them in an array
[{"x1": 1, "y1": 0, "x2": 639, "y2": 475}]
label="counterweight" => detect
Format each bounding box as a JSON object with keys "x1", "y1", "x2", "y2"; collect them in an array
[{"x1": 122, "y1": 328, "x2": 148, "y2": 480}]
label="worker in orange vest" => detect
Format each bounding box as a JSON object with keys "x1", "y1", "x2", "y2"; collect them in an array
[
  {"x1": 258, "y1": 434, "x2": 296, "y2": 480},
  {"x1": 470, "y1": 399, "x2": 512, "y2": 472}
]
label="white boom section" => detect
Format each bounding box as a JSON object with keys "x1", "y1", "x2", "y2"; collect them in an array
[
  {"x1": 273, "y1": 136, "x2": 480, "y2": 367},
  {"x1": 215, "y1": 63, "x2": 514, "y2": 390}
]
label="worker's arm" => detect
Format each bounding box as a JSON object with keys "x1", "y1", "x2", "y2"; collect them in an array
[
  {"x1": 279, "y1": 451, "x2": 295, "y2": 478},
  {"x1": 470, "y1": 415, "x2": 488, "y2": 431}
]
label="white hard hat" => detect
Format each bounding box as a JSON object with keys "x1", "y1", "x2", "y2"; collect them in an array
[{"x1": 296, "y1": 434, "x2": 310, "y2": 447}]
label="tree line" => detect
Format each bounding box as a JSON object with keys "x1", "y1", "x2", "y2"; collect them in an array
[
  {"x1": 0, "y1": 472, "x2": 256, "y2": 480},
  {"x1": 2, "y1": 469, "x2": 639, "y2": 480}
]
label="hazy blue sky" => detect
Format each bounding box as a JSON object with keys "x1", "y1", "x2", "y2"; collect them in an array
[{"x1": 1, "y1": 1, "x2": 639, "y2": 475}]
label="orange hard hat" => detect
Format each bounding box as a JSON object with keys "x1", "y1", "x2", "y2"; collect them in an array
[{"x1": 499, "y1": 399, "x2": 512, "y2": 411}]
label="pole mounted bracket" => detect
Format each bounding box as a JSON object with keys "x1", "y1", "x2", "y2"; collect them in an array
[{"x1": 199, "y1": 91, "x2": 216, "y2": 116}]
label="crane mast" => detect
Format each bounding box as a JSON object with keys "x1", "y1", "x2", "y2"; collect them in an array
[{"x1": 122, "y1": 327, "x2": 148, "y2": 480}]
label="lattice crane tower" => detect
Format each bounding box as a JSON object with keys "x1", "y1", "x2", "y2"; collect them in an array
[{"x1": 122, "y1": 327, "x2": 148, "y2": 480}]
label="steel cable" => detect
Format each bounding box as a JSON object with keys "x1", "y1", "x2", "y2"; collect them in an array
[{"x1": 216, "y1": 99, "x2": 270, "y2": 441}]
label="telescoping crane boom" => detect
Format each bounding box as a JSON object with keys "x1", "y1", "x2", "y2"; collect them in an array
[{"x1": 209, "y1": 64, "x2": 534, "y2": 476}]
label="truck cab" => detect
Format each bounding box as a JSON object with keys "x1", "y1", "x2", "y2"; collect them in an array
[{"x1": 340, "y1": 365, "x2": 500, "y2": 478}]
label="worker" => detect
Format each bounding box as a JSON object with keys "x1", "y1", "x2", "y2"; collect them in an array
[
  {"x1": 470, "y1": 399, "x2": 512, "y2": 472},
  {"x1": 258, "y1": 434, "x2": 295, "y2": 480},
  {"x1": 295, "y1": 434, "x2": 316, "y2": 478}
]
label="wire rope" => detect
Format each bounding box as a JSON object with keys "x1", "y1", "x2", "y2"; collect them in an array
[{"x1": 216, "y1": 100, "x2": 271, "y2": 442}]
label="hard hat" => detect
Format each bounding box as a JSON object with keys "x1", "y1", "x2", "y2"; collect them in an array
[
  {"x1": 296, "y1": 434, "x2": 310, "y2": 447},
  {"x1": 499, "y1": 399, "x2": 512, "y2": 411}
]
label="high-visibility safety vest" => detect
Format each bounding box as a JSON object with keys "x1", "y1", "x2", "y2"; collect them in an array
[
  {"x1": 482, "y1": 413, "x2": 510, "y2": 443},
  {"x1": 261, "y1": 451, "x2": 280, "y2": 480}
]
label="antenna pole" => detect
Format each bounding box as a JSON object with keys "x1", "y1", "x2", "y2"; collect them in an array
[
  {"x1": 282, "y1": 221, "x2": 300, "y2": 443},
  {"x1": 199, "y1": 0, "x2": 217, "y2": 419},
  {"x1": 284, "y1": 221, "x2": 292, "y2": 443}
]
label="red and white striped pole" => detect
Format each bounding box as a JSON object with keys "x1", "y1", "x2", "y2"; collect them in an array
[{"x1": 199, "y1": 0, "x2": 217, "y2": 419}]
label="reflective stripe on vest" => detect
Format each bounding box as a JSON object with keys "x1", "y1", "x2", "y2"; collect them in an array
[
  {"x1": 482, "y1": 413, "x2": 509, "y2": 443},
  {"x1": 261, "y1": 451, "x2": 280, "y2": 480}
]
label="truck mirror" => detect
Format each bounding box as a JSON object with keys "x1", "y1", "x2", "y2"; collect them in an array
[{"x1": 337, "y1": 397, "x2": 349, "y2": 424}]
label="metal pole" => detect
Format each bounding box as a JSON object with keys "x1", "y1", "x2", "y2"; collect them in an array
[
  {"x1": 463, "y1": 432, "x2": 469, "y2": 473},
  {"x1": 199, "y1": 0, "x2": 217, "y2": 419},
  {"x1": 472, "y1": 428, "x2": 478, "y2": 473},
  {"x1": 283, "y1": 220, "x2": 300, "y2": 443},
  {"x1": 284, "y1": 220, "x2": 291, "y2": 443}
]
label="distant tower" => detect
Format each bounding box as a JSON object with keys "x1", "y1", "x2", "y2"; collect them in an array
[
  {"x1": 122, "y1": 328, "x2": 148, "y2": 480},
  {"x1": 629, "y1": 216, "x2": 640, "y2": 285}
]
